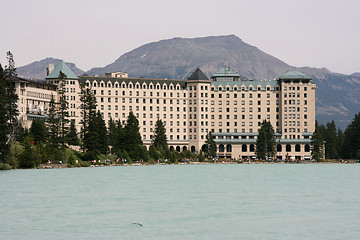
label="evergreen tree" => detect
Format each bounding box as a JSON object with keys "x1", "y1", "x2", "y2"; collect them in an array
[
  {"x1": 123, "y1": 111, "x2": 143, "y2": 160},
  {"x1": 325, "y1": 121, "x2": 337, "y2": 159},
  {"x1": 311, "y1": 121, "x2": 324, "y2": 162},
  {"x1": 198, "y1": 150, "x2": 205, "y2": 162},
  {"x1": 79, "y1": 83, "x2": 97, "y2": 154},
  {"x1": 337, "y1": 128, "x2": 344, "y2": 159},
  {"x1": 151, "y1": 119, "x2": 168, "y2": 151},
  {"x1": 205, "y1": 131, "x2": 217, "y2": 158},
  {"x1": 57, "y1": 71, "x2": 69, "y2": 161},
  {"x1": 47, "y1": 94, "x2": 59, "y2": 148},
  {"x1": 29, "y1": 119, "x2": 47, "y2": 144},
  {"x1": 18, "y1": 136, "x2": 39, "y2": 168},
  {"x1": 256, "y1": 120, "x2": 275, "y2": 160},
  {"x1": 0, "y1": 64, "x2": 9, "y2": 162},
  {"x1": 66, "y1": 120, "x2": 79, "y2": 146},
  {"x1": 108, "y1": 118, "x2": 117, "y2": 153},
  {"x1": 95, "y1": 111, "x2": 109, "y2": 154},
  {"x1": 342, "y1": 112, "x2": 360, "y2": 159},
  {"x1": 4, "y1": 51, "x2": 19, "y2": 143},
  {"x1": 113, "y1": 121, "x2": 125, "y2": 155}
]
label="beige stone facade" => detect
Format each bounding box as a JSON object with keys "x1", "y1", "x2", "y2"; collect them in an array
[{"x1": 14, "y1": 63, "x2": 316, "y2": 160}]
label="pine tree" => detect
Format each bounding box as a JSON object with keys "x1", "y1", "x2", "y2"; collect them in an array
[
  {"x1": 205, "y1": 132, "x2": 217, "y2": 158},
  {"x1": 152, "y1": 119, "x2": 168, "y2": 151},
  {"x1": 337, "y1": 128, "x2": 344, "y2": 159},
  {"x1": 0, "y1": 64, "x2": 9, "y2": 163},
  {"x1": 57, "y1": 71, "x2": 70, "y2": 161},
  {"x1": 66, "y1": 120, "x2": 79, "y2": 146},
  {"x1": 256, "y1": 126, "x2": 267, "y2": 160},
  {"x1": 123, "y1": 111, "x2": 143, "y2": 160},
  {"x1": 108, "y1": 118, "x2": 117, "y2": 153},
  {"x1": 79, "y1": 83, "x2": 97, "y2": 153},
  {"x1": 95, "y1": 111, "x2": 109, "y2": 154},
  {"x1": 342, "y1": 112, "x2": 360, "y2": 159},
  {"x1": 325, "y1": 121, "x2": 337, "y2": 159},
  {"x1": 311, "y1": 121, "x2": 324, "y2": 162},
  {"x1": 4, "y1": 51, "x2": 19, "y2": 143},
  {"x1": 113, "y1": 121, "x2": 125, "y2": 155},
  {"x1": 29, "y1": 119, "x2": 47, "y2": 144},
  {"x1": 18, "y1": 136, "x2": 39, "y2": 168},
  {"x1": 256, "y1": 120, "x2": 275, "y2": 160},
  {"x1": 47, "y1": 94, "x2": 59, "y2": 148}
]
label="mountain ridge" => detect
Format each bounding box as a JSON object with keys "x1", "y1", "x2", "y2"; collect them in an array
[{"x1": 16, "y1": 35, "x2": 360, "y2": 129}]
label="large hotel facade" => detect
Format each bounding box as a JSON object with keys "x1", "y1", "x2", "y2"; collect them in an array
[{"x1": 13, "y1": 61, "x2": 316, "y2": 160}]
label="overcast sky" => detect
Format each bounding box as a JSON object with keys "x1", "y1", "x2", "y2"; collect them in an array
[{"x1": 1, "y1": 0, "x2": 359, "y2": 74}]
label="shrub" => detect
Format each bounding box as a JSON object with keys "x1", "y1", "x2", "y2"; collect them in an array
[{"x1": 0, "y1": 163, "x2": 12, "y2": 170}]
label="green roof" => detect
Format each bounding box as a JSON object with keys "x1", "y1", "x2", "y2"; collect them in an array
[
  {"x1": 187, "y1": 68, "x2": 209, "y2": 80},
  {"x1": 212, "y1": 66, "x2": 240, "y2": 78},
  {"x1": 46, "y1": 61, "x2": 79, "y2": 80},
  {"x1": 279, "y1": 71, "x2": 311, "y2": 80}
]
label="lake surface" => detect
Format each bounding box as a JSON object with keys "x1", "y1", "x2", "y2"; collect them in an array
[{"x1": 1, "y1": 164, "x2": 359, "y2": 240}]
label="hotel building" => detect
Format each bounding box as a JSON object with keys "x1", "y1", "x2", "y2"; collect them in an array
[{"x1": 13, "y1": 61, "x2": 316, "y2": 160}]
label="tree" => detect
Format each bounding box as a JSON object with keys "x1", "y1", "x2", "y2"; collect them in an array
[
  {"x1": 79, "y1": 83, "x2": 97, "y2": 154},
  {"x1": 204, "y1": 132, "x2": 217, "y2": 158},
  {"x1": 151, "y1": 119, "x2": 168, "y2": 151},
  {"x1": 108, "y1": 118, "x2": 117, "y2": 153},
  {"x1": 0, "y1": 64, "x2": 9, "y2": 163},
  {"x1": 311, "y1": 121, "x2": 324, "y2": 162},
  {"x1": 342, "y1": 112, "x2": 360, "y2": 159},
  {"x1": 123, "y1": 111, "x2": 143, "y2": 160},
  {"x1": 4, "y1": 51, "x2": 19, "y2": 143},
  {"x1": 47, "y1": 94, "x2": 59, "y2": 148},
  {"x1": 57, "y1": 71, "x2": 69, "y2": 161},
  {"x1": 29, "y1": 119, "x2": 47, "y2": 144},
  {"x1": 95, "y1": 111, "x2": 109, "y2": 154},
  {"x1": 256, "y1": 120, "x2": 275, "y2": 160},
  {"x1": 337, "y1": 128, "x2": 344, "y2": 159},
  {"x1": 113, "y1": 121, "x2": 125, "y2": 155},
  {"x1": 66, "y1": 120, "x2": 79, "y2": 146},
  {"x1": 18, "y1": 136, "x2": 39, "y2": 168},
  {"x1": 324, "y1": 121, "x2": 337, "y2": 159}
]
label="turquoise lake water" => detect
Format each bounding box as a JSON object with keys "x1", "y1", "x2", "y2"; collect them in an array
[{"x1": 0, "y1": 164, "x2": 359, "y2": 240}]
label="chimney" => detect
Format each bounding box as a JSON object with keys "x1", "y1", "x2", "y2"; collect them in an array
[{"x1": 46, "y1": 64, "x2": 54, "y2": 76}]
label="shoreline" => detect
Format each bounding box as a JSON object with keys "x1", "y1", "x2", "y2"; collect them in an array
[{"x1": 36, "y1": 159, "x2": 359, "y2": 169}]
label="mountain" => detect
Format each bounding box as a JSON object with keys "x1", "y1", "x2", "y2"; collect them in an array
[
  {"x1": 17, "y1": 57, "x2": 84, "y2": 80},
  {"x1": 18, "y1": 35, "x2": 360, "y2": 129},
  {"x1": 87, "y1": 35, "x2": 291, "y2": 80}
]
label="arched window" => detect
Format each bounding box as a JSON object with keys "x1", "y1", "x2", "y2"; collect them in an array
[
  {"x1": 250, "y1": 144, "x2": 255, "y2": 152},
  {"x1": 286, "y1": 144, "x2": 291, "y2": 152},
  {"x1": 201, "y1": 144, "x2": 208, "y2": 152},
  {"x1": 295, "y1": 144, "x2": 301, "y2": 152},
  {"x1": 277, "y1": 144, "x2": 282, "y2": 152},
  {"x1": 305, "y1": 144, "x2": 310, "y2": 152},
  {"x1": 176, "y1": 146, "x2": 180, "y2": 152},
  {"x1": 219, "y1": 144, "x2": 224, "y2": 152},
  {"x1": 182, "y1": 146, "x2": 187, "y2": 151},
  {"x1": 169, "y1": 146, "x2": 174, "y2": 151},
  {"x1": 226, "y1": 144, "x2": 232, "y2": 152},
  {"x1": 191, "y1": 146, "x2": 196, "y2": 152},
  {"x1": 242, "y1": 144, "x2": 247, "y2": 152}
]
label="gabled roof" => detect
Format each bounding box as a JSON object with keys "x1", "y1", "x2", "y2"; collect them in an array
[
  {"x1": 46, "y1": 61, "x2": 79, "y2": 80},
  {"x1": 187, "y1": 68, "x2": 209, "y2": 80},
  {"x1": 212, "y1": 66, "x2": 240, "y2": 78},
  {"x1": 279, "y1": 71, "x2": 311, "y2": 80}
]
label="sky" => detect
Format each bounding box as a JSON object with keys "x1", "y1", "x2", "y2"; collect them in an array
[{"x1": 1, "y1": 0, "x2": 359, "y2": 74}]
